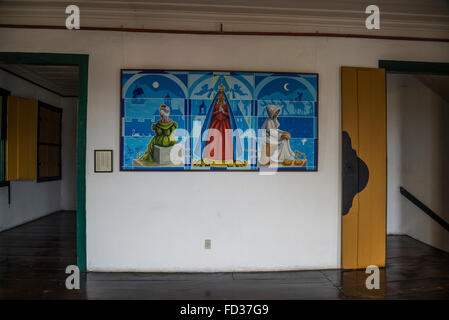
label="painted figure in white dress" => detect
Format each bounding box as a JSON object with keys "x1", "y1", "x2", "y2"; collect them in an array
[{"x1": 259, "y1": 105, "x2": 296, "y2": 166}]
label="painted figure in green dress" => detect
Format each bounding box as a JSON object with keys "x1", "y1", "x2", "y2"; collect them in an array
[{"x1": 139, "y1": 104, "x2": 178, "y2": 163}]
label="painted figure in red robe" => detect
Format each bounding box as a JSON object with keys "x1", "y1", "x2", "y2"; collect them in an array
[{"x1": 203, "y1": 91, "x2": 234, "y2": 164}]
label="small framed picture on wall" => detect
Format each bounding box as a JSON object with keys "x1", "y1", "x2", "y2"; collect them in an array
[{"x1": 94, "y1": 150, "x2": 113, "y2": 173}]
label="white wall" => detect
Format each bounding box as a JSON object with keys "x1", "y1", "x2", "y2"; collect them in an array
[
  {"x1": 0, "y1": 69, "x2": 77, "y2": 231},
  {"x1": 1, "y1": 28, "x2": 448, "y2": 271},
  {"x1": 387, "y1": 73, "x2": 449, "y2": 253}
]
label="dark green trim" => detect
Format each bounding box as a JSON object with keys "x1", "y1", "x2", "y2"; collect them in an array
[
  {"x1": 379, "y1": 60, "x2": 449, "y2": 75},
  {"x1": 77, "y1": 55, "x2": 88, "y2": 272},
  {"x1": 0, "y1": 52, "x2": 88, "y2": 271}
]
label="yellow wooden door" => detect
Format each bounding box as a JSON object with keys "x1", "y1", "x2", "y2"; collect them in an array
[
  {"x1": 341, "y1": 67, "x2": 386, "y2": 269},
  {"x1": 6, "y1": 96, "x2": 38, "y2": 181}
]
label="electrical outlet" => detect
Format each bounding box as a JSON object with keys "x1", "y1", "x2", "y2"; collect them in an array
[{"x1": 205, "y1": 239, "x2": 211, "y2": 249}]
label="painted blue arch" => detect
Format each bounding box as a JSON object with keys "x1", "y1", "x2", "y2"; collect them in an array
[
  {"x1": 231, "y1": 73, "x2": 254, "y2": 99},
  {"x1": 255, "y1": 75, "x2": 317, "y2": 100},
  {"x1": 123, "y1": 72, "x2": 188, "y2": 98},
  {"x1": 189, "y1": 73, "x2": 255, "y2": 100},
  {"x1": 189, "y1": 72, "x2": 213, "y2": 98}
]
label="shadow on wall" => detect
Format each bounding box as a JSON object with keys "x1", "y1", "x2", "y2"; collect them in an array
[{"x1": 415, "y1": 75, "x2": 449, "y2": 251}]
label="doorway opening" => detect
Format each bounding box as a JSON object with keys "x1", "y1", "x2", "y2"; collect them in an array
[
  {"x1": 382, "y1": 60, "x2": 449, "y2": 255},
  {"x1": 341, "y1": 61, "x2": 449, "y2": 270},
  {"x1": 0, "y1": 53, "x2": 88, "y2": 271}
]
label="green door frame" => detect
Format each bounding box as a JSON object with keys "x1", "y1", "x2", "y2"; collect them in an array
[
  {"x1": 379, "y1": 60, "x2": 449, "y2": 75},
  {"x1": 0, "y1": 52, "x2": 88, "y2": 271}
]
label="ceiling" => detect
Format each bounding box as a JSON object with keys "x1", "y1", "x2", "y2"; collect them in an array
[
  {"x1": 0, "y1": 64, "x2": 79, "y2": 97},
  {"x1": 0, "y1": 0, "x2": 448, "y2": 39}
]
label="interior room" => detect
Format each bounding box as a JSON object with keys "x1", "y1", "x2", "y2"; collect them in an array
[
  {"x1": 0, "y1": 0, "x2": 448, "y2": 304},
  {"x1": 0, "y1": 64, "x2": 79, "y2": 288},
  {"x1": 387, "y1": 73, "x2": 449, "y2": 253},
  {"x1": 0, "y1": 64, "x2": 78, "y2": 229}
]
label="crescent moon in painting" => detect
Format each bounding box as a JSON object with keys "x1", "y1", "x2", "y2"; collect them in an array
[{"x1": 284, "y1": 83, "x2": 289, "y2": 91}]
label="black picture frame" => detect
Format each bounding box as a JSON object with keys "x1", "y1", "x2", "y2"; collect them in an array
[{"x1": 94, "y1": 150, "x2": 113, "y2": 173}]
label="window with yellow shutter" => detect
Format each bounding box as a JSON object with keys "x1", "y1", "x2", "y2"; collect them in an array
[
  {"x1": 0, "y1": 88, "x2": 10, "y2": 186},
  {"x1": 37, "y1": 101, "x2": 62, "y2": 182}
]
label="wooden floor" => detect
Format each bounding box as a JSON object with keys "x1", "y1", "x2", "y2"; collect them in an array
[{"x1": 1, "y1": 211, "x2": 449, "y2": 300}]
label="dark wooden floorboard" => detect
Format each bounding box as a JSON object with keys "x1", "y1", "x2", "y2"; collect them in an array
[{"x1": 0, "y1": 211, "x2": 448, "y2": 299}]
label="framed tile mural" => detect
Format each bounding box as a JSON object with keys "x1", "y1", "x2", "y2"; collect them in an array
[{"x1": 120, "y1": 70, "x2": 318, "y2": 171}]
